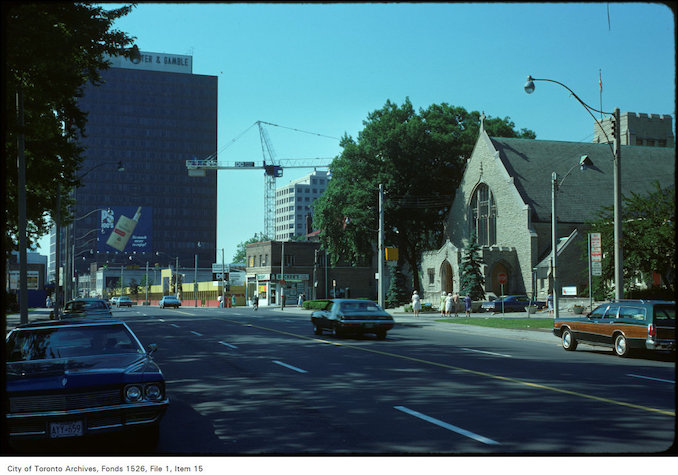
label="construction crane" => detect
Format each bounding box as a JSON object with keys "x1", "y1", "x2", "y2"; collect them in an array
[{"x1": 186, "y1": 121, "x2": 336, "y2": 238}]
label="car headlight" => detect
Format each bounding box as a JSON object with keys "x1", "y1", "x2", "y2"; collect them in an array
[
  {"x1": 124, "y1": 383, "x2": 164, "y2": 403},
  {"x1": 145, "y1": 384, "x2": 162, "y2": 401},
  {"x1": 125, "y1": 385, "x2": 143, "y2": 403}
]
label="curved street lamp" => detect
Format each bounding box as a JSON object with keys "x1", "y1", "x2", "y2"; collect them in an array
[{"x1": 524, "y1": 75, "x2": 624, "y2": 301}]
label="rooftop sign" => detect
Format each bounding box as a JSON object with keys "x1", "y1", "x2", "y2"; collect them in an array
[{"x1": 105, "y1": 50, "x2": 192, "y2": 74}]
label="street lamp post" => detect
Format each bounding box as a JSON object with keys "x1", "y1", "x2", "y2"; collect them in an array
[
  {"x1": 550, "y1": 156, "x2": 593, "y2": 319},
  {"x1": 525, "y1": 75, "x2": 623, "y2": 300}
]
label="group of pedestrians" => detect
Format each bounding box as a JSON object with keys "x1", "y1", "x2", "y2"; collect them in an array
[{"x1": 410, "y1": 290, "x2": 472, "y2": 318}]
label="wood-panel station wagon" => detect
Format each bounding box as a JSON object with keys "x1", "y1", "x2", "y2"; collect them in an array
[{"x1": 553, "y1": 300, "x2": 675, "y2": 357}]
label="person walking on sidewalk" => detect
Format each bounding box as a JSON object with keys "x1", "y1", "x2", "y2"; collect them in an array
[
  {"x1": 464, "y1": 294, "x2": 472, "y2": 318},
  {"x1": 444, "y1": 292, "x2": 454, "y2": 318},
  {"x1": 452, "y1": 293, "x2": 459, "y2": 317},
  {"x1": 411, "y1": 291, "x2": 421, "y2": 318},
  {"x1": 440, "y1": 292, "x2": 447, "y2": 317}
]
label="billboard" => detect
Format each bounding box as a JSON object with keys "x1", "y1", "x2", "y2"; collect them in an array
[{"x1": 99, "y1": 206, "x2": 152, "y2": 253}]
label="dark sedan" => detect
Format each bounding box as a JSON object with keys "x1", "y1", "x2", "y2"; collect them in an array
[
  {"x1": 56, "y1": 298, "x2": 113, "y2": 319},
  {"x1": 311, "y1": 299, "x2": 394, "y2": 339},
  {"x1": 5, "y1": 319, "x2": 168, "y2": 452},
  {"x1": 481, "y1": 295, "x2": 546, "y2": 313}
]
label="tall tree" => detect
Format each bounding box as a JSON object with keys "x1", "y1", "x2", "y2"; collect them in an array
[
  {"x1": 4, "y1": 3, "x2": 137, "y2": 256},
  {"x1": 313, "y1": 98, "x2": 535, "y2": 291},
  {"x1": 459, "y1": 233, "x2": 486, "y2": 301},
  {"x1": 588, "y1": 182, "x2": 675, "y2": 298}
]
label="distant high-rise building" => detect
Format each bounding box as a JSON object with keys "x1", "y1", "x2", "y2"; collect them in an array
[
  {"x1": 50, "y1": 51, "x2": 217, "y2": 288},
  {"x1": 274, "y1": 170, "x2": 330, "y2": 241}
]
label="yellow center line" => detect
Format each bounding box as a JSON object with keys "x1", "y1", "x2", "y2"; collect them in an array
[{"x1": 218, "y1": 317, "x2": 675, "y2": 417}]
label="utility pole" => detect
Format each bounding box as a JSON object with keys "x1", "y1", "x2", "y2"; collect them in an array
[
  {"x1": 378, "y1": 184, "x2": 385, "y2": 308},
  {"x1": 612, "y1": 107, "x2": 624, "y2": 299}
]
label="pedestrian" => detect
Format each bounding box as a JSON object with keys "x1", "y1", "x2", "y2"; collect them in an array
[
  {"x1": 46, "y1": 295, "x2": 52, "y2": 309},
  {"x1": 253, "y1": 293, "x2": 259, "y2": 311},
  {"x1": 440, "y1": 292, "x2": 447, "y2": 317},
  {"x1": 411, "y1": 291, "x2": 422, "y2": 318},
  {"x1": 281, "y1": 288, "x2": 286, "y2": 311},
  {"x1": 464, "y1": 294, "x2": 472, "y2": 318},
  {"x1": 444, "y1": 292, "x2": 454, "y2": 318},
  {"x1": 217, "y1": 295, "x2": 223, "y2": 308},
  {"x1": 452, "y1": 292, "x2": 459, "y2": 317},
  {"x1": 547, "y1": 292, "x2": 554, "y2": 318},
  {"x1": 298, "y1": 293, "x2": 304, "y2": 307}
]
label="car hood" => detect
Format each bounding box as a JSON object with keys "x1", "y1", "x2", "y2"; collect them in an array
[{"x1": 6, "y1": 353, "x2": 162, "y2": 392}]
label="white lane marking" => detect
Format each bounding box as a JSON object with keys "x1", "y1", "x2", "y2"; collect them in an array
[
  {"x1": 219, "y1": 341, "x2": 238, "y2": 349},
  {"x1": 394, "y1": 406, "x2": 500, "y2": 445},
  {"x1": 461, "y1": 347, "x2": 512, "y2": 358},
  {"x1": 272, "y1": 360, "x2": 308, "y2": 373},
  {"x1": 627, "y1": 374, "x2": 674, "y2": 384},
  {"x1": 158, "y1": 319, "x2": 165, "y2": 322},
  {"x1": 191, "y1": 331, "x2": 203, "y2": 337}
]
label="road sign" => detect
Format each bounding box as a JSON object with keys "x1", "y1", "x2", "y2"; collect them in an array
[
  {"x1": 497, "y1": 272, "x2": 507, "y2": 285},
  {"x1": 590, "y1": 233, "x2": 602, "y2": 262},
  {"x1": 592, "y1": 261, "x2": 602, "y2": 276}
]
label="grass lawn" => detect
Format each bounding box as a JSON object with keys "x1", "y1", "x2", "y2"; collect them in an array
[{"x1": 436, "y1": 317, "x2": 554, "y2": 330}]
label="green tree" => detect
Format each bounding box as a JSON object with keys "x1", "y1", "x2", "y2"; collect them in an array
[
  {"x1": 588, "y1": 182, "x2": 675, "y2": 298},
  {"x1": 459, "y1": 233, "x2": 486, "y2": 301},
  {"x1": 313, "y1": 98, "x2": 534, "y2": 290},
  {"x1": 385, "y1": 261, "x2": 409, "y2": 308},
  {"x1": 232, "y1": 232, "x2": 269, "y2": 263},
  {"x1": 4, "y1": 3, "x2": 137, "y2": 256}
]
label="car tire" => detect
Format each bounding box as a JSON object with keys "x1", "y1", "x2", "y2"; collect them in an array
[
  {"x1": 613, "y1": 333, "x2": 630, "y2": 357},
  {"x1": 376, "y1": 330, "x2": 387, "y2": 340},
  {"x1": 332, "y1": 325, "x2": 343, "y2": 338},
  {"x1": 313, "y1": 323, "x2": 322, "y2": 335},
  {"x1": 561, "y1": 328, "x2": 578, "y2": 351}
]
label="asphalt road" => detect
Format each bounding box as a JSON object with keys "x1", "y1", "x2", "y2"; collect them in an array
[
  {"x1": 4, "y1": 306, "x2": 675, "y2": 455},
  {"x1": 104, "y1": 304, "x2": 676, "y2": 455}
]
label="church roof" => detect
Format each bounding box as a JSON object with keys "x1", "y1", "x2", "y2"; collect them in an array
[{"x1": 489, "y1": 137, "x2": 675, "y2": 223}]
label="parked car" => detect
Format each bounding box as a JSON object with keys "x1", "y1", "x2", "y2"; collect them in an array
[
  {"x1": 311, "y1": 299, "x2": 394, "y2": 339},
  {"x1": 553, "y1": 299, "x2": 676, "y2": 357},
  {"x1": 116, "y1": 296, "x2": 133, "y2": 308},
  {"x1": 481, "y1": 295, "x2": 546, "y2": 313},
  {"x1": 159, "y1": 296, "x2": 181, "y2": 309},
  {"x1": 5, "y1": 319, "x2": 168, "y2": 451},
  {"x1": 60, "y1": 298, "x2": 113, "y2": 319}
]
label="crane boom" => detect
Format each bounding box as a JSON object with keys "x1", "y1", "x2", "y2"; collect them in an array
[{"x1": 187, "y1": 120, "x2": 336, "y2": 238}]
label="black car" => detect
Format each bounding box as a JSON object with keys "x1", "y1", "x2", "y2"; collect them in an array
[
  {"x1": 5, "y1": 319, "x2": 168, "y2": 452},
  {"x1": 56, "y1": 298, "x2": 113, "y2": 319},
  {"x1": 481, "y1": 295, "x2": 546, "y2": 313},
  {"x1": 311, "y1": 299, "x2": 395, "y2": 339}
]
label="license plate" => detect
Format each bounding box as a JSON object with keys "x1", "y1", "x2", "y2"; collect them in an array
[{"x1": 49, "y1": 421, "x2": 84, "y2": 438}]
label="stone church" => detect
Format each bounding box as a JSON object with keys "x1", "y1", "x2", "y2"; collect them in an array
[{"x1": 419, "y1": 113, "x2": 674, "y2": 304}]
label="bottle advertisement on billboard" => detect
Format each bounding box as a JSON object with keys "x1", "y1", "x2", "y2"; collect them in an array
[{"x1": 99, "y1": 206, "x2": 152, "y2": 253}]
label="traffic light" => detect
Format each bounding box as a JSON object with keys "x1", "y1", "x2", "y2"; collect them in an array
[{"x1": 610, "y1": 117, "x2": 616, "y2": 137}]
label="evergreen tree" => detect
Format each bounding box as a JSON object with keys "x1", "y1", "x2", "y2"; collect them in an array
[
  {"x1": 459, "y1": 234, "x2": 485, "y2": 300},
  {"x1": 385, "y1": 261, "x2": 409, "y2": 308}
]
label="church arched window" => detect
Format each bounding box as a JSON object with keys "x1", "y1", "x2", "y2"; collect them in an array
[{"x1": 469, "y1": 183, "x2": 496, "y2": 246}]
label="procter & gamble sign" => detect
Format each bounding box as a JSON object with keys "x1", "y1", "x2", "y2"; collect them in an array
[{"x1": 105, "y1": 50, "x2": 192, "y2": 74}]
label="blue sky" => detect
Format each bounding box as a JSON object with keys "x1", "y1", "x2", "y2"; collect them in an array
[{"x1": 37, "y1": 2, "x2": 676, "y2": 263}]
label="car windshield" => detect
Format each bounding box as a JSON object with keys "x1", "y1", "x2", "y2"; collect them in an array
[
  {"x1": 6, "y1": 324, "x2": 143, "y2": 362},
  {"x1": 340, "y1": 301, "x2": 383, "y2": 314}
]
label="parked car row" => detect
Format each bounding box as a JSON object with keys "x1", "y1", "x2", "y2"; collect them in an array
[{"x1": 481, "y1": 295, "x2": 546, "y2": 313}]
